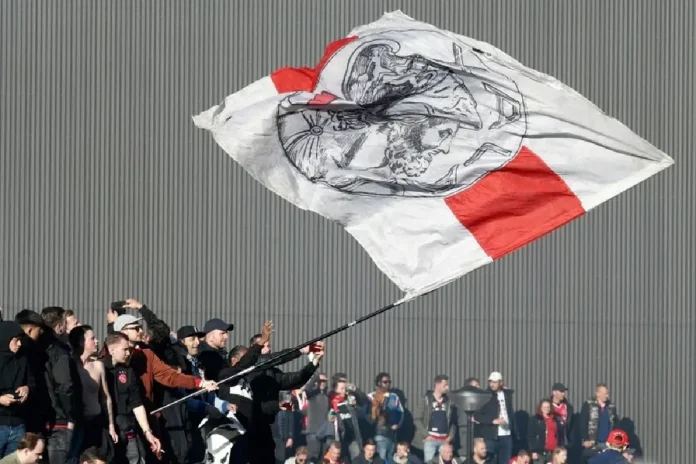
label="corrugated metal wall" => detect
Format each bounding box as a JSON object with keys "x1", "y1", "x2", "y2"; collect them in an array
[{"x1": 1, "y1": 0, "x2": 693, "y2": 461}]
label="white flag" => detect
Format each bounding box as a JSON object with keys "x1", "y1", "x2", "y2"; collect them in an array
[{"x1": 194, "y1": 11, "x2": 673, "y2": 297}]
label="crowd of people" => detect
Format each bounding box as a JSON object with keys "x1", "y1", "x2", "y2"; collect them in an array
[{"x1": 0, "y1": 300, "x2": 638, "y2": 464}]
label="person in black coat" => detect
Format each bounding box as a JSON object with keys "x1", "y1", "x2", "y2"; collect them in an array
[
  {"x1": 0, "y1": 322, "x2": 33, "y2": 459},
  {"x1": 13, "y1": 310, "x2": 49, "y2": 435},
  {"x1": 216, "y1": 333, "x2": 324, "y2": 464},
  {"x1": 40, "y1": 306, "x2": 84, "y2": 464}
]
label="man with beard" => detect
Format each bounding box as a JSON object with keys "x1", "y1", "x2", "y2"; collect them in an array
[
  {"x1": 40, "y1": 306, "x2": 84, "y2": 464},
  {"x1": 217, "y1": 338, "x2": 324, "y2": 464}
]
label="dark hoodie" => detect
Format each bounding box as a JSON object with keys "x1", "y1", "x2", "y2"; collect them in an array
[{"x1": 0, "y1": 322, "x2": 33, "y2": 426}]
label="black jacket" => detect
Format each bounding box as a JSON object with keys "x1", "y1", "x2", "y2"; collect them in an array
[
  {"x1": 17, "y1": 338, "x2": 50, "y2": 432},
  {"x1": 473, "y1": 389, "x2": 517, "y2": 441},
  {"x1": 527, "y1": 414, "x2": 564, "y2": 453},
  {"x1": 103, "y1": 358, "x2": 143, "y2": 437},
  {"x1": 197, "y1": 340, "x2": 228, "y2": 383},
  {"x1": 216, "y1": 343, "x2": 264, "y2": 428},
  {"x1": 41, "y1": 331, "x2": 83, "y2": 426},
  {"x1": 0, "y1": 322, "x2": 33, "y2": 426}
]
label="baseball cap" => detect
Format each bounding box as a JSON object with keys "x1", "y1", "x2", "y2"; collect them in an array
[
  {"x1": 114, "y1": 315, "x2": 143, "y2": 332},
  {"x1": 488, "y1": 372, "x2": 503, "y2": 382},
  {"x1": 607, "y1": 429, "x2": 629, "y2": 447},
  {"x1": 203, "y1": 318, "x2": 234, "y2": 334},
  {"x1": 14, "y1": 309, "x2": 46, "y2": 328},
  {"x1": 552, "y1": 382, "x2": 568, "y2": 392},
  {"x1": 177, "y1": 325, "x2": 206, "y2": 340}
]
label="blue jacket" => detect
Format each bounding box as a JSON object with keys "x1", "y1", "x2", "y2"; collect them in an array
[{"x1": 588, "y1": 449, "x2": 628, "y2": 464}]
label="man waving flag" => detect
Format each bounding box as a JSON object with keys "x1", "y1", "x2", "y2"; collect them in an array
[{"x1": 194, "y1": 11, "x2": 673, "y2": 297}]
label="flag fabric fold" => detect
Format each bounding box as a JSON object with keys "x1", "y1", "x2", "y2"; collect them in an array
[{"x1": 194, "y1": 10, "x2": 673, "y2": 297}]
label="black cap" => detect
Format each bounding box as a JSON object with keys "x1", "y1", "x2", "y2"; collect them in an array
[
  {"x1": 14, "y1": 309, "x2": 45, "y2": 328},
  {"x1": 552, "y1": 382, "x2": 568, "y2": 392},
  {"x1": 203, "y1": 318, "x2": 234, "y2": 334},
  {"x1": 177, "y1": 325, "x2": 206, "y2": 340}
]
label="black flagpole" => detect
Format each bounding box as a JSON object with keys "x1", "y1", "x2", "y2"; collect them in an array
[{"x1": 150, "y1": 294, "x2": 420, "y2": 415}]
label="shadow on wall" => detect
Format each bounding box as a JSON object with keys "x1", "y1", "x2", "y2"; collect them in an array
[
  {"x1": 393, "y1": 388, "x2": 416, "y2": 443},
  {"x1": 617, "y1": 417, "x2": 643, "y2": 457},
  {"x1": 514, "y1": 410, "x2": 531, "y2": 452}
]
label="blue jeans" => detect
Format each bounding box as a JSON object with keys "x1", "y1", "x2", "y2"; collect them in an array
[
  {"x1": 424, "y1": 439, "x2": 444, "y2": 462},
  {"x1": 485, "y1": 436, "x2": 513, "y2": 464},
  {"x1": 0, "y1": 424, "x2": 26, "y2": 458},
  {"x1": 375, "y1": 435, "x2": 395, "y2": 463}
]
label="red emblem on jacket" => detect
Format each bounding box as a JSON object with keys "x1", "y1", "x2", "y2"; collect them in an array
[{"x1": 118, "y1": 372, "x2": 128, "y2": 384}]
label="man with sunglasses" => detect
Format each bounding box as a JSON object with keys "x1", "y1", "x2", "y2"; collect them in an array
[
  {"x1": 369, "y1": 373, "x2": 404, "y2": 462},
  {"x1": 113, "y1": 315, "x2": 218, "y2": 413}
]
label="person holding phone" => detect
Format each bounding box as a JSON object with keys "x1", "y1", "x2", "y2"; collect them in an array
[{"x1": 0, "y1": 322, "x2": 32, "y2": 459}]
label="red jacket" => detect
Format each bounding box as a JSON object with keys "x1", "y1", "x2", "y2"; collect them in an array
[{"x1": 129, "y1": 346, "x2": 202, "y2": 410}]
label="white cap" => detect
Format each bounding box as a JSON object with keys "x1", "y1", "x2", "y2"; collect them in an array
[
  {"x1": 488, "y1": 371, "x2": 503, "y2": 382},
  {"x1": 114, "y1": 315, "x2": 143, "y2": 332}
]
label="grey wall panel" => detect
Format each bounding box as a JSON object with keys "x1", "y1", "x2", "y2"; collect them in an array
[{"x1": 1, "y1": 0, "x2": 693, "y2": 461}]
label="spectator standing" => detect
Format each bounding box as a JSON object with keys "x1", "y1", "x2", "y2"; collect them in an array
[
  {"x1": 528, "y1": 399, "x2": 563, "y2": 463},
  {"x1": 579, "y1": 384, "x2": 619, "y2": 461},
  {"x1": 0, "y1": 323, "x2": 31, "y2": 458},
  {"x1": 304, "y1": 372, "x2": 330, "y2": 462},
  {"x1": 368, "y1": 372, "x2": 404, "y2": 463},
  {"x1": 275, "y1": 391, "x2": 298, "y2": 462},
  {"x1": 0, "y1": 433, "x2": 44, "y2": 464},
  {"x1": 550, "y1": 384, "x2": 573, "y2": 448},
  {"x1": 326, "y1": 378, "x2": 364, "y2": 461},
  {"x1": 416, "y1": 375, "x2": 456, "y2": 462},
  {"x1": 13, "y1": 311, "x2": 47, "y2": 435},
  {"x1": 69, "y1": 325, "x2": 117, "y2": 460},
  {"x1": 473, "y1": 372, "x2": 516, "y2": 464},
  {"x1": 65, "y1": 310, "x2": 80, "y2": 334},
  {"x1": 103, "y1": 333, "x2": 161, "y2": 464},
  {"x1": 197, "y1": 319, "x2": 234, "y2": 382},
  {"x1": 40, "y1": 306, "x2": 84, "y2": 464}
]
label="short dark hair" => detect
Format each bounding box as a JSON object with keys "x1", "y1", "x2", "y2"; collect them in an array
[
  {"x1": 41, "y1": 306, "x2": 66, "y2": 329},
  {"x1": 17, "y1": 432, "x2": 43, "y2": 451},
  {"x1": 65, "y1": 309, "x2": 75, "y2": 318},
  {"x1": 104, "y1": 332, "x2": 129, "y2": 347},
  {"x1": 364, "y1": 439, "x2": 376, "y2": 448},
  {"x1": 397, "y1": 441, "x2": 410, "y2": 450},
  {"x1": 465, "y1": 377, "x2": 479, "y2": 386},
  {"x1": 517, "y1": 450, "x2": 530, "y2": 458},
  {"x1": 108, "y1": 306, "x2": 126, "y2": 317},
  {"x1": 229, "y1": 345, "x2": 247, "y2": 362},
  {"x1": 375, "y1": 372, "x2": 390, "y2": 386},
  {"x1": 434, "y1": 374, "x2": 449, "y2": 384},
  {"x1": 249, "y1": 334, "x2": 262, "y2": 346},
  {"x1": 329, "y1": 440, "x2": 341, "y2": 450},
  {"x1": 80, "y1": 445, "x2": 107, "y2": 463},
  {"x1": 69, "y1": 325, "x2": 94, "y2": 356}
]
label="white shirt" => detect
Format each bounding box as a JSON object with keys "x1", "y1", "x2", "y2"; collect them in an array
[{"x1": 497, "y1": 391, "x2": 511, "y2": 436}]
